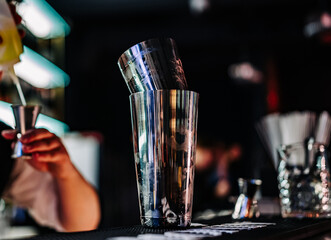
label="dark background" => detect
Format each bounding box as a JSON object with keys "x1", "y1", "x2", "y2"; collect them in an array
[{"x1": 40, "y1": 0, "x2": 331, "y2": 228}]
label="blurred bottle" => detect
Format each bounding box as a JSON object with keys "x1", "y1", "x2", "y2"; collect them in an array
[
  {"x1": 0, "y1": 0, "x2": 26, "y2": 105},
  {"x1": 0, "y1": 0, "x2": 23, "y2": 68}
]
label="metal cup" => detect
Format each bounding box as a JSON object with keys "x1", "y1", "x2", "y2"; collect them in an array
[
  {"x1": 11, "y1": 105, "x2": 41, "y2": 160},
  {"x1": 118, "y1": 38, "x2": 188, "y2": 93},
  {"x1": 129, "y1": 90, "x2": 199, "y2": 228},
  {"x1": 232, "y1": 178, "x2": 262, "y2": 219}
]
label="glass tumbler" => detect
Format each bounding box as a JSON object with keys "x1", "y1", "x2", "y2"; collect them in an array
[{"x1": 277, "y1": 142, "x2": 331, "y2": 218}]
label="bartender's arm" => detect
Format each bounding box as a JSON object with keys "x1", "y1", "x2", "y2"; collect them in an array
[{"x1": 2, "y1": 128, "x2": 101, "y2": 232}]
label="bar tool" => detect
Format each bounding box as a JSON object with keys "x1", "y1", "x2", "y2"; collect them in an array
[
  {"x1": 11, "y1": 105, "x2": 41, "y2": 160},
  {"x1": 130, "y1": 89, "x2": 198, "y2": 228},
  {"x1": 232, "y1": 178, "x2": 262, "y2": 219}
]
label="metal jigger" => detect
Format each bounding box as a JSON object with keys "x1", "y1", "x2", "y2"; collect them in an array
[
  {"x1": 118, "y1": 38, "x2": 188, "y2": 93},
  {"x1": 11, "y1": 105, "x2": 41, "y2": 160},
  {"x1": 232, "y1": 178, "x2": 262, "y2": 219}
]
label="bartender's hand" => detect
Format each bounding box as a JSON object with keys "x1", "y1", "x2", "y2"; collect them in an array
[
  {"x1": 2, "y1": 128, "x2": 101, "y2": 232},
  {"x1": 2, "y1": 128, "x2": 75, "y2": 179}
]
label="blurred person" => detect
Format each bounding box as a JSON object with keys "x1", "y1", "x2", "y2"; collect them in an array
[
  {"x1": 0, "y1": 1, "x2": 101, "y2": 232},
  {"x1": 193, "y1": 140, "x2": 242, "y2": 213}
]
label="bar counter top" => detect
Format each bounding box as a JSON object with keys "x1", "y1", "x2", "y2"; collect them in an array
[{"x1": 7, "y1": 215, "x2": 331, "y2": 240}]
